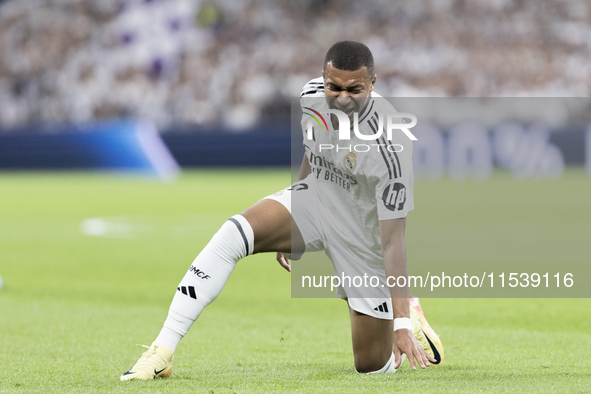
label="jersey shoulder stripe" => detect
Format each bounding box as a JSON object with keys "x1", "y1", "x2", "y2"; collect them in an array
[
  {"x1": 300, "y1": 77, "x2": 325, "y2": 97},
  {"x1": 368, "y1": 116, "x2": 394, "y2": 180},
  {"x1": 300, "y1": 88, "x2": 324, "y2": 97},
  {"x1": 359, "y1": 100, "x2": 375, "y2": 124},
  {"x1": 368, "y1": 112, "x2": 401, "y2": 179},
  {"x1": 374, "y1": 112, "x2": 402, "y2": 178}
]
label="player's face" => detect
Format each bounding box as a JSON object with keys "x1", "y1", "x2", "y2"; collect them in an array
[{"x1": 322, "y1": 63, "x2": 376, "y2": 120}]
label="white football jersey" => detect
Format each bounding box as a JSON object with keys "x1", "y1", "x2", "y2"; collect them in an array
[{"x1": 298, "y1": 77, "x2": 414, "y2": 267}]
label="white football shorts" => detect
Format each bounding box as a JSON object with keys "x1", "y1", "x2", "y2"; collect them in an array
[{"x1": 263, "y1": 179, "x2": 394, "y2": 320}]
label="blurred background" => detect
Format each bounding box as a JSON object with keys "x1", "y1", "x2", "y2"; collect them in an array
[
  {"x1": 1, "y1": 3, "x2": 590, "y2": 389},
  {"x1": 0, "y1": 0, "x2": 590, "y2": 175}
]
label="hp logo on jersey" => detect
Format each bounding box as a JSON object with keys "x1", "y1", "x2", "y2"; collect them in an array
[{"x1": 382, "y1": 183, "x2": 406, "y2": 211}]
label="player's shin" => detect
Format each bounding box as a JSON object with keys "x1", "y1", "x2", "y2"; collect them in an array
[{"x1": 154, "y1": 215, "x2": 254, "y2": 350}]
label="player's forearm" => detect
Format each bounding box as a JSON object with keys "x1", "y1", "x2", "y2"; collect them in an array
[
  {"x1": 298, "y1": 154, "x2": 312, "y2": 181},
  {"x1": 383, "y1": 242, "x2": 411, "y2": 319},
  {"x1": 379, "y1": 218, "x2": 410, "y2": 318}
]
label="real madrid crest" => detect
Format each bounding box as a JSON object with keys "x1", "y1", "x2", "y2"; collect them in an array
[{"x1": 344, "y1": 151, "x2": 357, "y2": 170}]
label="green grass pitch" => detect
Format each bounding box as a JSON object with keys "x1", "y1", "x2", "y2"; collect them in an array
[{"x1": 0, "y1": 169, "x2": 590, "y2": 393}]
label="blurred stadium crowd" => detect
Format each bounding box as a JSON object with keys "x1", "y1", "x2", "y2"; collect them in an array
[{"x1": 1, "y1": 0, "x2": 590, "y2": 129}]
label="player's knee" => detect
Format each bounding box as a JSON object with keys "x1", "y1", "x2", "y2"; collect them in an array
[
  {"x1": 354, "y1": 360, "x2": 383, "y2": 374},
  {"x1": 242, "y1": 200, "x2": 292, "y2": 254},
  {"x1": 354, "y1": 351, "x2": 395, "y2": 374},
  {"x1": 353, "y1": 353, "x2": 390, "y2": 374},
  {"x1": 354, "y1": 361, "x2": 376, "y2": 374}
]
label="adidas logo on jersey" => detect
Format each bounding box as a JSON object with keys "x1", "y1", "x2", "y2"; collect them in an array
[
  {"x1": 373, "y1": 302, "x2": 389, "y2": 313},
  {"x1": 177, "y1": 286, "x2": 197, "y2": 299}
]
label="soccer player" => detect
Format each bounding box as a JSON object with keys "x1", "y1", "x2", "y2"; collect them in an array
[{"x1": 120, "y1": 40, "x2": 443, "y2": 380}]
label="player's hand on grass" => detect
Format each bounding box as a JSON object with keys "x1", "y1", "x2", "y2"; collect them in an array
[
  {"x1": 276, "y1": 252, "x2": 291, "y2": 272},
  {"x1": 394, "y1": 328, "x2": 435, "y2": 370}
]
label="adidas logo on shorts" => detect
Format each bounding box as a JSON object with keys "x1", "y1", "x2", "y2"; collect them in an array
[{"x1": 373, "y1": 302, "x2": 389, "y2": 313}]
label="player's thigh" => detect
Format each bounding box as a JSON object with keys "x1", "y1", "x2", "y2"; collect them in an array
[
  {"x1": 242, "y1": 198, "x2": 303, "y2": 255},
  {"x1": 348, "y1": 305, "x2": 393, "y2": 373}
]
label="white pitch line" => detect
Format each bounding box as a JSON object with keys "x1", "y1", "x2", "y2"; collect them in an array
[
  {"x1": 79, "y1": 217, "x2": 144, "y2": 238},
  {"x1": 79, "y1": 213, "x2": 236, "y2": 239}
]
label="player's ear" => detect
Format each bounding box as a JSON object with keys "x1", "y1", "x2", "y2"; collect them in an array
[{"x1": 369, "y1": 74, "x2": 377, "y2": 92}]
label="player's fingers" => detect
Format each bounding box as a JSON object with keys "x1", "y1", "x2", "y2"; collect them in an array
[
  {"x1": 283, "y1": 256, "x2": 291, "y2": 272},
  {"x1": 423, "y1": 348, "x2": 436, "y2": 363},
  {"x1": 415, "y1": 347, "x2": 429, "y2": 369},
  {"x1": 417, "y1": 347, "x2": 430, "y2": 367},
  {"x1": 406, "y1": 349, "x2": 417, "y2": 370},
  {"x1": 278, "y1": 254, "x2": 290, "y2": 271},
  {"x1": 393, "y1": 346, "x2": 402, "y2": 369},
  {"x1": 419, "y1": 347, "x2": 431, "y2": 369},
  {"x1": 276, "y1": 253, "x2": 291, "y2": 272}
]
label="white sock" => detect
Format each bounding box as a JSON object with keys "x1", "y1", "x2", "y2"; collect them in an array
[{"x1": 154, "y1": 215, "x2": 254, "y2": 350}]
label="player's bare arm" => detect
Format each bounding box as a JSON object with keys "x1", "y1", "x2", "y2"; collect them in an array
[{"x1": 379, "y1": 218, "x2": 436, "y2": 370}]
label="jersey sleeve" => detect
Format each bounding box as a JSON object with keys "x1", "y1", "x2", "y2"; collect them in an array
[
  {"x1": 299, "y1": 77, "x2": 325, "y2": 144},
  {"x1": 371, "y1": 136, "x2": 414, "y2": 221},
  {"x1": 299, "y1": 77, "x2": 324, "y2": 98}
]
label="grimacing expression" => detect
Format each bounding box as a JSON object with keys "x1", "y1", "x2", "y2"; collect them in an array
[{"x1": 322, "y1": 62, "x2": 376, "y2": 121}]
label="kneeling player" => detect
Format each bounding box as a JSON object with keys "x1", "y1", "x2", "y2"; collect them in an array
[{"x1": 121, "y1": 41, "x2": 443, "y2": 380}]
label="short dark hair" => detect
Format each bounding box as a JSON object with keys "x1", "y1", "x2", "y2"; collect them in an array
[{"x1": 324, "y1": 41, "x2": 374, "y2": 76}]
